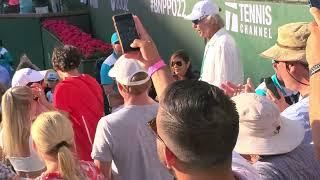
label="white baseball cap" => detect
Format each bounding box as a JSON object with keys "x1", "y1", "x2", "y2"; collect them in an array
[
  {"x1": 184, "y1": 0, "x2": 220, "y2": 21},
  {"x1": 11, "y1": 68, "x2": 46, "y2": 87},
  {"x1": 108, "y1": 55, "x2": 150, "y2": 86},
  {"x1": 232, "y1": 93, "x2": 304, "y2": 155}
]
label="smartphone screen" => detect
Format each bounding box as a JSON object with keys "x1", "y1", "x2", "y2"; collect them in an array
[
  {"x1": 309, "y1": 0, "x2": 320, "y2": 8},
  {"x1": 264, "y1": 77, "x2": 281, "y2": 100},
  {"x1": 112, "y1": 13, "x2": 140, "y2": 53}
]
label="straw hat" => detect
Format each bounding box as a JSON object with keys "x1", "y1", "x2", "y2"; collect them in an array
[
  {"x1": 232, "y1": 93, "x2": 304, "y2": 155},
  {"x1": 260, "y1": 22, "x2": 310, "y2": 63}
]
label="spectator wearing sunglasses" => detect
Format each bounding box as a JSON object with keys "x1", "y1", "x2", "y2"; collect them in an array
[
  {"x1": 123, "y1": 15, "x2": 258, "y2": 179},
  {"x1": 259, "y1": 22, "x2": 312, "y2": 144},
  {"x1": 184, "y1": 0, "x2": 243, "y2": 87},
  {"x1": 170, "y1": 50, "x2": 199, "y2": 81},
  {"x1": 255, "y1": 63, "x2": 300, "y2": 106},
  {"x1": 151, "y1": 81, "x2": 259, "y2": 180},
  {"x1": 91, "y1": 56, "x2": 172, "y2": 180}
]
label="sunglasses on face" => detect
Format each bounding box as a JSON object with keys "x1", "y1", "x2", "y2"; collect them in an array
[
  {"x1": 192, "y1": 16, "x2": 207, "y2": 25},
  {"x1": 192, "y1": 19, "x2": 201, "y2": 25},
  {"x1": 171, "y1": 61, "x2": 183, "y2": 67},
  {"x1": 147, "y1": 118, "x2": 165, "y2": 143}
]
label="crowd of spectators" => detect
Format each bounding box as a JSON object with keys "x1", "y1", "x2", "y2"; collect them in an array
[{"x1": 0, "y1": 1, "x2": 320, "y2": 180}]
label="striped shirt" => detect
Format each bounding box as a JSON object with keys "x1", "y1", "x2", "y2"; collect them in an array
[
  {"x1": 281, "y1": 96, "x2": 311, "y2": 144},
  {"x1": 253, "y1": 144, "x2": 320, "y2": 180}
]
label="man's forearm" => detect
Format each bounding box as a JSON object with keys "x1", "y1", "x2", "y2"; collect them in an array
[
  {"x1": 310, "y1": 73, "x2": 320, "y2": 120},
  {"x1": 94, "y1": 160, "x2": 112, "y2": 180},
  {"x1": 150, "y1": 66, "x2": 174, "y2": 98},
  {"x1": 310, "y1": 73, "x2": 320, "y2": 151}
]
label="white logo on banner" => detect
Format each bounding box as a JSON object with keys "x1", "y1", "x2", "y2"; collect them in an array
[
  {"x1": 110, "y1": 0, "x2": 128, "y2": 11},
  {"x1": 225, "y1": 2, "x2": 272, "y2": 39},
  {"x1": 150, "y1": 0, "x2": 186, "y2": 17}
]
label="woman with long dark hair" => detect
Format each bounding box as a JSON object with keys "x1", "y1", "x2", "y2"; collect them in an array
[{"x1": 170, "y1": 50, "x2": 199, "y2": 80}]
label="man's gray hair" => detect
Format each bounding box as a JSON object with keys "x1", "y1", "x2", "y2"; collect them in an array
[{"x1": 207, "y1": 14, "x2": 225, "y2": 29}]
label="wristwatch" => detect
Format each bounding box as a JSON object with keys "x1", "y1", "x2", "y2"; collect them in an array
[{"x1": 310, "y1": 64, "x2": 320, "y2": 76}]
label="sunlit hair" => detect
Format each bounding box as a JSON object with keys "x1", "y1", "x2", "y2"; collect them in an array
[
  {"x1": 121, "y1": 72, "x2": 151, "y2": 95},
  {"x1": 31, "y1": 111, "x2": 84, "y2": 180},
  {"x1": 51, "y1": 45, "x2": 81, "y2": 72},
  {"x1": 1, "y1": 86, "x2": 33, "y2": 156},
  {"x1": 207, "y1": 14, "x2": 225, "y2": 29},
  {"x1": 170, "y1": 50, "x2": 195, "y2": 79},
  {"x1": 159, "y1": 80, "x2": 239, "y2": 171}
]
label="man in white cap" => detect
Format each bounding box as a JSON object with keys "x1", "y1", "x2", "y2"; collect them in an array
[
  {"x1": 11, "y1": 68, "x2": 46, "y2": 87},
  {"x1": 184, "y1": 0, "x2": 243, "y2": 87},
  {"x1": 91, "y1": 55, "x2": 172, "y2": 180},
  {"x1": 233, "y1": 93, "x2": 320, "y2": 179},
  {"x1": 11, "y1": 67, "x2": 55, "y2": 118}
]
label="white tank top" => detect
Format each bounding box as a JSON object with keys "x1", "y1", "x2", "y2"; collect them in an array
[{"x1": 0, "y1": 131, "x2": 45, "y2": 172}]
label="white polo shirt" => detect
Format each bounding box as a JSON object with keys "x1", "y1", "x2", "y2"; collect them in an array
[{"x1": 200, "y1": 28, "x2": 244, "y2": 87}]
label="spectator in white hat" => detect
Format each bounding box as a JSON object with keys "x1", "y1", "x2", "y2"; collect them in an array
[
  {"x1": 184, "y1": 0, "x2": 243, "y2": 87},
  {"x1": 11, "y1": 68, "x2": 46, "y2": 87},
  {"x1": 233, "y1": 93, "x2": 320, "y2": 179},
  {"x1": 118, "y1": 15, "x2": 257, "y2": 180},
  {"x1": 222, "y1": 22, "x2": 312, "y2": 145},
  {"x1": 260, "y1": 22, "x2": 311, "y2": 144},
  {"x1": 91, "y1": 55, "x2": 173, "y2": 180},
  {"x1": 11, "y1": 68, "x2": 55, "y2": 117}
]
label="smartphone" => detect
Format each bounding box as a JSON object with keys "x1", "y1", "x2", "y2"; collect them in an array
[
  {"x1": 112, "y1": 13, "x2": 140, "y2": 53},
  {"x1": 309, "y1": 0, "x2": 320, "y2": 8},
  {"x1": 264, "y1": 77, "x2": 281, "y2": 100}
]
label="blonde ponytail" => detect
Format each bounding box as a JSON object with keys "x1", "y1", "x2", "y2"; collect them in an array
[
  {"x1": 31, "y1": 111, "x2": 84, "y2": 180},
  {"x1": 57, "y1": 145, "x2": 80, "y2": 180},
  {"x1": 2, "y1": 86, "x2": 32, "y2": 156}
]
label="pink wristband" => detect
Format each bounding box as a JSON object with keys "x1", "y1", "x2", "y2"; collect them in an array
[{"x1": 148, "y1": 59, "x2": 166, "y2": 76}]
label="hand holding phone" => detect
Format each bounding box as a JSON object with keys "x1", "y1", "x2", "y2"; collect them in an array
[
  {"x1": 309, "y1": 0, "x2": 320, "y2": 9},
  {"x1": 112, "y1": 13, "x2": 140, "y2": 54},
  {"x1": 264, "y1": 77, "x2": 281, "y2": 100}
]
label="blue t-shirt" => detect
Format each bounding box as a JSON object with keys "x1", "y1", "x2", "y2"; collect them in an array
[
  {"x1": 0, "y1": 47, "x2": 13, "y2": 77},
  {"x1": 255, "y1": 74, "x2": 299, "y2": 104},
  {"x1": 100, "y1": 53, "x2": 118, "y2": 85},
  {"x1": 0, "y1": 65, "x2": 11, "y2": 87},
  {"x1": 281, "y1": 96, "x2": 311, "y2": 144}
]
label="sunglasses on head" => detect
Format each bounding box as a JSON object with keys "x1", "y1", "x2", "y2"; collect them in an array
[
  {"x1": 147, "y1": 118, "x2": 165, "y2": 143},
  {"x1": 171, "y1": 61, "x2": 183, "y2": 67},
  {"x1": 147, "y1": 118, "x2": 177, "y2": 157}
]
